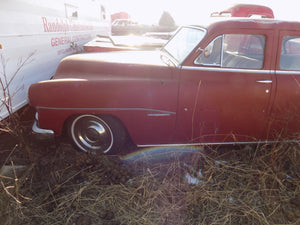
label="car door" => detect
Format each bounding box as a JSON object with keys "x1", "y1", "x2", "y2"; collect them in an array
[
  {"x1": 269, "y1": 31, "x2": 300, "y2": 140},
  {"x1": 175, "y1": 30, "x2": 275, "y2": 144}
]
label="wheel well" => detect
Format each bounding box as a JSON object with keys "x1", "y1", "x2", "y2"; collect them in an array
[{"x1": 62, "y1": 113, "x2": 134, "y2": 146}]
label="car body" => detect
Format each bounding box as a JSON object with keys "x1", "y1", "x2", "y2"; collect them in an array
[{"x1": 28, "y1": 18, "x2": 300, "y2": 154}]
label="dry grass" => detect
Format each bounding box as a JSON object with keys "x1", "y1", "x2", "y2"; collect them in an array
[
  {"x1": 184, "y1": 143, "x2": 300, "y2": 224},
  {"x1": 0, "y1": 141, "x2": 299, "y2": 225}
]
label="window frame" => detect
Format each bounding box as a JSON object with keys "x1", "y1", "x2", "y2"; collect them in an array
[
  {"x1": 194, "y1": 33, "x2": 266, "y2": 70},
  {"x1": 279, "y1": 36, "x2": 300, "y2": 71}
]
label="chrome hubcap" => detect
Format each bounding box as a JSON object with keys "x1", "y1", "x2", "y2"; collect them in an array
[
  {"x1": 71, "y1": 115, "x2": 113, "y2": 153},
  {"x1": 82, "y1": 123, "x2": 105, "y2": 144}
]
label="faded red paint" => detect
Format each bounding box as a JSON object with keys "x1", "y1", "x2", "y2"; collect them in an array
[{"x1": 28, "y1": 19, "x2": 300, "y2": 148}]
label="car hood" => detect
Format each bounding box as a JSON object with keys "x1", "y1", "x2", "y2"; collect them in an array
[{"x1": 54, "y1": 50, "x2": 175, "y2": 79}]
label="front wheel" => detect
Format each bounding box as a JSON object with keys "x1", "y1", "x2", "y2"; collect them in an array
[{"x1": 68, "y1": 114, "x2": 126, "y2": 154}]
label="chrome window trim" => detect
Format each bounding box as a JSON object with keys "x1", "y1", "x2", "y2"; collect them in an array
[
  {"x1": 194, "y1": 35, "x2": 223, "y2": 67},
  {"x1": 276, "y1": 70, "x2": 300, "y2": 75},
  {"x1": 221, "y1": 34, "x2": 225, "y2": 66},
  {"x1": 194, "y1": 34, "x2": 266, "y2": 69},
  {"x1": 182, "y1": 66, "x2": 272, "y2": 74}
]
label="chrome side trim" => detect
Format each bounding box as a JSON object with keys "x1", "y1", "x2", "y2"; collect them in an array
[
  {"x1": 147, "y1": 113, "x2": 171, "y2": 117},
  {"x1": 137, "y1": 143, "x2": 204, "y2": 148},
  {"x1": 137, "y1": 140, "x2": 300, "y2": 148},
  {"x1": 182, "y1": 66, "x2": 272, "y2": 74},
  {"x1": 256, "y1": 80, "x2": 272, "y2": 84},
  {"x1": 36, "y1": 106, "x2": 176, "y2": 115}
]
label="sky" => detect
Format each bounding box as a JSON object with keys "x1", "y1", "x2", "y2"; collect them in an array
[{"x1": 108, "y1": 0, "x2": 300, "y2": 25}]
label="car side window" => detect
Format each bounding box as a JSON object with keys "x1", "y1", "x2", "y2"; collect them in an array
[
  {"x1": 195, "y1": 34, "x2": 265, "y2": 69},
  {"x1": 195, "y1": 36, "x2": 222, "y2": 66},
  {"x1": 280, "y1": 36, "x2": 300, "y2": 70}
]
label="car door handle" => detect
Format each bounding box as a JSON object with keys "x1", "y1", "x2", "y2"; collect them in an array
[{"x1": 256, "y1": 80, "x2": 272, "y2": 84}]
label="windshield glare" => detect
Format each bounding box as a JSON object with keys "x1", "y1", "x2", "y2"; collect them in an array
[{"x1": 163, "y1": 27, "x2": 206, "y2": 64}]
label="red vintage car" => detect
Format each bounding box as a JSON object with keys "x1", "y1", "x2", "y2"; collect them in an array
[{"x1": 28, "y1": 18, "x2": 300, "y2": 154}]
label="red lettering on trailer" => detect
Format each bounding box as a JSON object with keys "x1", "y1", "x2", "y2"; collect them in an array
[
  {"x1": 42, "y1": 17, "x2": 49, "y2": 32},
  {"x1": 51, "y1": 36, "x2": 71, "y2": 47},
  {"x1": 42, "y1": 17, "x2": 94, "y2": 33}
]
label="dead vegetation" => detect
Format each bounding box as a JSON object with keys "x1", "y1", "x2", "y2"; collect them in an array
[
  {"x1": 184, "y1": 144, "x2": 300, "y2": 224},
  {"x1": 0, "y1": 137, "x2": 299, "y2": 225}
]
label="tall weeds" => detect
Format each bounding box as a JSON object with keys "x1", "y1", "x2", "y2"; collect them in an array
[
  {"x1": 0, "y1": 52, "x2": 36, "y2": 222},
  {"x1": 1, "y1": 142, "x2": 299, "y2": 224},
  {"x1": 0, "y1": 52, "x2": 36, "y2": 159}
]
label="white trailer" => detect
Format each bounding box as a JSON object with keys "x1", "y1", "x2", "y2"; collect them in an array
[{"x1": 0, "y1": 0, "x2": 111, "y2": 119}]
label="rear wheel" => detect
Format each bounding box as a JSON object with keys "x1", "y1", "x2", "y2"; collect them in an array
[{"x1": 68, "y1": 114, "x2": 126, "y2": 154}]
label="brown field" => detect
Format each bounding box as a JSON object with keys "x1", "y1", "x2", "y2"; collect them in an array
[{"x1": 0, "y1": 108, "x2": 299, "y2": 225}]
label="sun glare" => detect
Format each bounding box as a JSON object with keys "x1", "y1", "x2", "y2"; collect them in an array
[{"x1": 110, "y1": 0, "x2": 300, "y2": 25}]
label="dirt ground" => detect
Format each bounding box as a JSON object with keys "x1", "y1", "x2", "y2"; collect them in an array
[{"x1": 0, "y1": 107, "x2": 300, "y2": 225}]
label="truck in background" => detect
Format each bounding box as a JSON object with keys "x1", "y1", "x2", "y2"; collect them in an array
[{"x1": 211, "y1": 4, "x2": 274, "y2": 18}]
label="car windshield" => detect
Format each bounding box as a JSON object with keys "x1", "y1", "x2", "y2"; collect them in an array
[{"x1": 162, "y1": 26, "x2": 206, "y2": 64}]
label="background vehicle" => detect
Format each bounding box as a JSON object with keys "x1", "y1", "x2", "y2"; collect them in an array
[
  {"x1": 0, "y1": 0, "x2": 111, "y2": 119},
  {"x1": 28, "y1": 18, "x2": 300, "y2": 154},
  {"x1": 84, "y1": 35, "x2": 166, "y2": 52},
  {"x1": 111, "y1": 12, "x2": 130, "y2": 24},
  {"x1": 211, "y1": 4, "x2": 274, "y2": 18}
]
